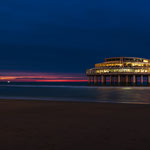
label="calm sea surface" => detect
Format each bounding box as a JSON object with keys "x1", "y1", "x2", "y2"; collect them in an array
[{"x1": 0, "y1": 82, "x2": 150, "y2": 104}]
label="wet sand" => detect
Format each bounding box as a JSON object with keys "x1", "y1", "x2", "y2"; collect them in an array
[{"x1": 0, "y1": 100, "x2": 150, "y2": 150}]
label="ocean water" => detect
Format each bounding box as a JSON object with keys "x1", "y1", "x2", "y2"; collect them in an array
[{"x1": 0, "y1": 82, "x2": 150, "y2": 104}]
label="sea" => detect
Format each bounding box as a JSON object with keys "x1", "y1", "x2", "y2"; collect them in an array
[{"x1": 0, "y1": 82, "x2": 150, "y2": 104}]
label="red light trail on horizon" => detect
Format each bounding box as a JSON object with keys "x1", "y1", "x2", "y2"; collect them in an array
[
  {"x1": 0, "y1": 71, "x2": 87, "y2": 82},
  {"x1": 35, "y1": 80, "x2": 88, "y2": 82}
]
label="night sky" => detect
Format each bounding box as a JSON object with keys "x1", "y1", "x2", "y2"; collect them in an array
[{"x1": 1, "y1": 0, "x2": 150, "y2": 81}]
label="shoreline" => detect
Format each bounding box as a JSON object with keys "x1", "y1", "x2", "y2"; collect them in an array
[{"x1": 0, "y1": 98, "x2": 150, "y2": 105}]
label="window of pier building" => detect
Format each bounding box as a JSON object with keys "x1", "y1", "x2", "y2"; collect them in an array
[
  {"x1": 96, "y1": 69, "x2": 149, "y2": 73},
  {"x1": 105, "y1": 58, "x2": 121, "y2": 62},
  {"x1": 124, "y1": 63, "x2": 150, "y2": 67},
  {"x1": 123, "y1": 58, "x2": 144, "y2": 62},
  {"x1": 95, "y1": 63, "x2": 123, "y2": 67}
]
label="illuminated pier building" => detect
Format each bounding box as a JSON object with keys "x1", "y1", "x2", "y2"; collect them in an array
[{"x1": 86, "y1": 57, "x2": 150, "y2": 86}]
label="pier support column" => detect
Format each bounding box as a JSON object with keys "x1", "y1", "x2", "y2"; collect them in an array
[
  {"x1": 133, "y1": 75, "x2": 136, "y2": 85},
  {"x1": 111, "y1": 76, "x2": 115, "y2": 85},
  {"x1": 94, "y1": 76, "x2": 98, "y2": 85},
  {"x1": 128, "y1": 76, "x2": 132, "y2": 84},
  {"x1": 115, "y1": 76, "x2": 118, "y2": 84},
  {"x1": 125, "y1": 75, "x2": 129, "y2": 84},
  {"x1": 141, "y1": 75, "x2": 143, "y2": 85},
  {"x1": 110, "y1": 75, "x2": 112, "y2": 85},
  {"x1": 98, "y1": 76, "x2": 100, "y2": 85},
  {"x1": 101, "y1": 75, "x2": 104, "y2": 85},
  {"x1": 118, "y1": 75, "x2": 121, "y2": 85},
  {"x1": 88, "y1": 76, "x2": 91, "y2": 85},
  {"x1": 148, "y1": 75, "x2": 150, "y2": 85}
]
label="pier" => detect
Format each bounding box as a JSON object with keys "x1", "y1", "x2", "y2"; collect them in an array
[{"x1": 86, "y1": 57, "x2": 150, "y2": 86}]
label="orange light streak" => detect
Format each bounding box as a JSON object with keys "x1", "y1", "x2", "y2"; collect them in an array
[
  {"x1": 35, "y1": 80, "x2": 88, "y2": 82},
  {"x1": 0, "y1": 72, "x2": 87, "y2": 82}
]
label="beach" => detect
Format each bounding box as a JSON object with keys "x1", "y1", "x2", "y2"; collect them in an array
[{"x1": 0, "y1": 100, "x2": 150, "y2": 150}]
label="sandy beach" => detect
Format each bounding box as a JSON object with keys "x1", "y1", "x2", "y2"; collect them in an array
[{"x1": 0, "y1": 100, "x2": 150, "y2": 150}]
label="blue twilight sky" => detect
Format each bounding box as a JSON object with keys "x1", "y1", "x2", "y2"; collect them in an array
[{"x1": 1, "y1": 0, "x2": 150, "y2": 73}]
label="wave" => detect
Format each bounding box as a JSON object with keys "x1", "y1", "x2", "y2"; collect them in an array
[{"x1": 0, "y1": 84, "x2": 150, "y2": 89}]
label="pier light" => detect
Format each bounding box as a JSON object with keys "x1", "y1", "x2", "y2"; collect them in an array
[{"x1": 143, "y1": 60, "x2": 148, "y2": 63}]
